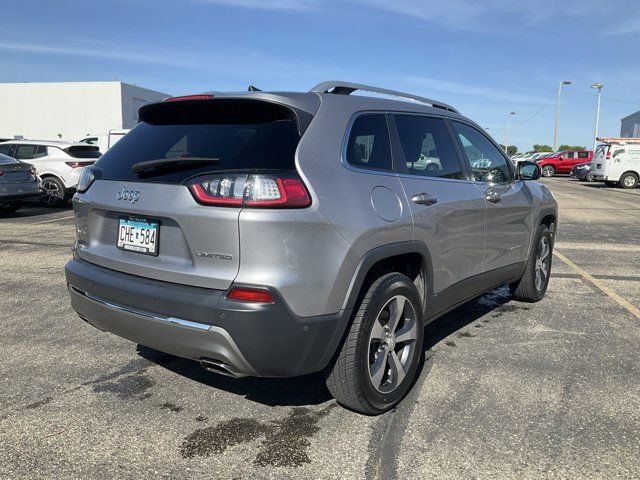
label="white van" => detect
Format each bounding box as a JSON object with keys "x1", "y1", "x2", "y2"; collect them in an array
[
  {"x1": 77, "y1": 129, "x2": 130, "y2": 153},
  {"x1": 591, "y1": 137, "x2": 640, "y2": 188}
]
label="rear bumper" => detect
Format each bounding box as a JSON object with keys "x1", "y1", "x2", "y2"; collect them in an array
[
  {"x1": 65, "y1": 258, "x2": 349, "y2": 377},
  {"x1": 591, "y1": 174, "x2": 607, "y2": 181},
  {"x1": 0, "y1": 183, "x2": 42, "y2": 202}
]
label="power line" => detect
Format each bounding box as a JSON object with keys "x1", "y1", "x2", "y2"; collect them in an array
[{"x1": 514, "y1": 90, "x2": 557, "y2": 124}]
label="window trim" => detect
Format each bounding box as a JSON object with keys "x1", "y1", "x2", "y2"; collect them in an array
[
  {"x1": 387, "y1": 113, "x2": 469, "y2": 182},
  {"x1": 341, "y1": 111, "x2": 396, "y2": 176},
  {"x1": 448, "y1": 119, "x2": 516, "y2": 185}
]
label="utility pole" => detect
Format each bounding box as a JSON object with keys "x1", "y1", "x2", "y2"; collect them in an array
[
  {"x1": 553, "y1": 80, "x2": 572, "y2": 151},
  {"x1": 504, "y1": 112, "x2": 516, "y2": 155},
  {"x1": 591, "y1": 83, "x2": 603, "y2": 151}
]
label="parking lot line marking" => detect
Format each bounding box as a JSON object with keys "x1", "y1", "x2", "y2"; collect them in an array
[
  {"x1": 554, "y1": 250, "x2": 640, "y2": 320},
  {"x1": 31, "y1": 215, "x2": 75, "y2": 225}
]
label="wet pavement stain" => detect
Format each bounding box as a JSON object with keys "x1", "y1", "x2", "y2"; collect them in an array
[
  {"x1": 180, "y1": 403, "x2": 336, "y2": 467},
  {"x1": 444, "y1": 340, "x2": 457, "y2": 347},
  {"x1": 457, "y1": 331, "x2": 476, "y2": 338},
  {"x1": 161, "y1": 402, "x2": 184, "y2": 413},
  {"x1": 254, "y1": 404, "x2": 336, "y2": 467},
  {"x1": 92, "y1": 372, "x2": 154, "y2": 400},
  {"x1": 23, "y1": 396, "x2": 53, "y2": 410},
  {"x1": 180, "y1": 418, "x2": 270, "y2": 458},
  {"x1": 492, "y1": 304, "x2": 530, "y2": 318},
  {"x1": 195, "y1": 415, "x2": 208, "y2": 422}
]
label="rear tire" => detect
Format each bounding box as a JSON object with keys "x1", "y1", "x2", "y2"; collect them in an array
[
  {"x1": 510, "y1": 224, "x2": 553, "y2": 302},
  {"x1": 619, "y1": 172, "x2": 638, "y2": 189},
  {"x1": 541, "y1": 165, "x2": 555, "y2": 177},
  {"x1": 325, "y1": 272, "x2": 424, "y2": 415},
  {"x1": 40, "y1": 177, "x2": 68, "y2": 207}
]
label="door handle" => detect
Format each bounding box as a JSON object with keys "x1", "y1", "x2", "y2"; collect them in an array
[
  {"x1": 485, "y1": 188, "x2": 502, "y2": 203},
  {"x1": 412, "y1": 192, "x2": 438, "y2": 206}
]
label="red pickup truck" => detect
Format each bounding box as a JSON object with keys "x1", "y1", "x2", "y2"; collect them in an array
[{"x1": 537, "y1": 150, "x2": 593, "y2": 177}]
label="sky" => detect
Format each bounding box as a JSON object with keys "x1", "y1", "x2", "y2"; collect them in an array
[{"x1": 1, "y1": 0, "x2": 640, "y2": 152}]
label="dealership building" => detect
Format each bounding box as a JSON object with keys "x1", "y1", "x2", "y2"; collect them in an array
[
  {"x1": 0, "y1": 81, "x2": 169, "y2": 142},
  {"x1": 620, "y1": 110, "x2": 640, "y2": 138}
]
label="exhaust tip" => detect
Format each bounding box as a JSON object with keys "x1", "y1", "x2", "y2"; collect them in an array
[{"x1": 199, "y1": 358, "x2": 238, "y2": 378}]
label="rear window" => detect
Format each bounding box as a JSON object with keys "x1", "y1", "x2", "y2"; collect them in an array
[
  {"x1": 65, "y1": 146, "x2": 102, "y2": 159},
  {"x1": 595, "y1": 145, "x2": 610, "y2": 158},
  {"x1": 0, "y1": 153, "x2": 17, "y2": 164},
  {"x1": 96, "y1": 99, "x2": 302, "y2": 183}
]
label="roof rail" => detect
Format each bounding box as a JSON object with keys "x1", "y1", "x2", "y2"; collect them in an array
[{"x1": 310, "y1": 81, "x2": 459, "y2": 113}]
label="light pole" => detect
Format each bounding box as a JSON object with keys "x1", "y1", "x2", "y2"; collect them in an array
[
  {"x1": 591, "y1": 82, "x2": 603, "y2": 151},
  {"x1": 553, "y1": 80, "x2": 572, "y2": 151},
  {"x1": 505, "y1": 112, "x2": 516, "y2": 155}
]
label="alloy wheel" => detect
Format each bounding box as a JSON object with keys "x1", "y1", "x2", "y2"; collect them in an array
[
  {"x1": 367, "y1": 295, "x2": 418, "y2": 394},
  {"x1": 534, "y1": 236, "x2": 550, "y2": 291},
  {"x1": 541, "y1": 166, "x2": 554, "y2": 177},
  {"x1": 41, "y1": 180, "x2": 63, "y2": 205}
]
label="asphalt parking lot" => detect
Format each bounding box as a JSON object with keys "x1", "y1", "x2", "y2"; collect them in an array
[{"x1": 1, "y1": 178, "x2": 639, "y2": 479}]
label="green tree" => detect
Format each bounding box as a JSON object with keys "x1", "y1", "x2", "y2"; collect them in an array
[
  {"x1": 507, "y1": 145, "x2": 518, "y2": 156},
  {"x1": 532, "y1": 144, "x2": 553, "y2": 153},
  {"x1": 559, "y1": 145, "x2": 586, "y2": 152}
]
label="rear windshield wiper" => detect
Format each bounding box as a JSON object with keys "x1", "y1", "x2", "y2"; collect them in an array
[{"x1": 131, "y1": 157, "x2": 221, "y2": 174}]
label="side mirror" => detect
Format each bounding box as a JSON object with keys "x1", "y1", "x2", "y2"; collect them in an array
[{"x1": 518, "y1": 161, "x2": 541, "y2": 180}]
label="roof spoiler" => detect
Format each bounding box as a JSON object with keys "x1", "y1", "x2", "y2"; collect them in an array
[{"x1": 310, "y1": 80, "x2": 459, "y2": 113}]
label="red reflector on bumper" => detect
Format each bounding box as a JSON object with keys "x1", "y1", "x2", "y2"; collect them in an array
[{"x1": 227, "y1": 287, "x2": 275, "y2": 303}]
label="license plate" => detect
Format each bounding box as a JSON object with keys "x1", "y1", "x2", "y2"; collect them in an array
[{"x1": 117, "y1": 216, "x2": 159, "y2": 256}]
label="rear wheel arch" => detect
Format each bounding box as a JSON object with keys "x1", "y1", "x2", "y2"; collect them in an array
[{"x1": 342, "y1": 242, "x2": 434, "y2": 320}]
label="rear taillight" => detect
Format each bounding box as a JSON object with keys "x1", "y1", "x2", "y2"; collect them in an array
[
  {"x1": 227, "y1": 286, "x2": 275, "y2": 303},
  {"x1": 76, "y1": 166, "x2": 101, "y2": 194},
  {"x1": 188, "y1": 173, "x2": 311, "y2": 208},
  {"x1": 0, "y1": 170, "x2": 3, "y2": 176},
  {"x1": 605, "y1": 151, "x2": 611, "y2": 160},
  {"x1": 65, "y1": 161, "x2": 95, "y2": 168}
]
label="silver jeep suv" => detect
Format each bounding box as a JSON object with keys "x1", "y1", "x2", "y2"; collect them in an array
[{"x1": 65, "y1": 81, "x2": 557, "y2": 414}]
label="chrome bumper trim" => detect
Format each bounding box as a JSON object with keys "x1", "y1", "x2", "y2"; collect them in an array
[{"x1": 68, "y1": 285, "x2": 212, "y2": 332}]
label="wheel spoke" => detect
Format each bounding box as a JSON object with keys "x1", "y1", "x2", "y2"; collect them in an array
[
  {"x1": 539, "y1": 241, "x2": 549, "y2": 261},
  {"x1": 369, "y1": 347, "x2": 387, "y2": 388},
  {"x1": 395, "y1": 319, "x2": 417, "y2": 345},
  {"x1": 388, "y1": 351, "x2": 406, "y2": 386},
  {"x1": 370, "y1": 317, "x2": 386, "y2": 342},
  {"x1": 387, "y1": 296, "x2": 405, "y2": 333},
  {"x1": 540, "y1": 262, "x2": 548, "y2": 280}
]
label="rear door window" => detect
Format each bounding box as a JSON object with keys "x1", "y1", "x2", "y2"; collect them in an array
[
  {"x1": 97, "y1": 99, "x2": 303, "y2": 183},
  {"x1": 578, "y1": 151, "x2": 589, "y2": 159},
  {"x1": 393, "y1": 115, "x2": 463, "y2": 179},
  {"x1": 345, "y1": 114, "x2": 393, "y2": 172},
  {"x1": 15, "y1": 145, "x2": 38, "y2": 160}
]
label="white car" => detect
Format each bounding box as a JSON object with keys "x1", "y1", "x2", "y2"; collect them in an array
[
  {"x1": 0, "y1": 140, "x2": 101, "y2": 206},
  {"x1": 591, "y1": 138, "x2": 640, "y2": 188},
  {"x1": 77, "y1": 129, "x2": 130, "y2": 153}
]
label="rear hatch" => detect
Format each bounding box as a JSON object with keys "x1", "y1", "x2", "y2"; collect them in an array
[
  {"x1": 592, "y1": 144, "x2": 611, "y2": 175},
  {"x1": 0, "y1": 155, "x2": 34, "y2": 183},
  {"x1": 74, "y1": 96, "x2": 313, "y2": 290}
]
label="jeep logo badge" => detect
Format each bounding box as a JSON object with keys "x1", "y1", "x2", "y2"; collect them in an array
[{"x1": 116, "y1": 187, "x2": 140, "y2": 204}]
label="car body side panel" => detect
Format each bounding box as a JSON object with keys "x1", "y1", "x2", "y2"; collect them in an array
[
  {"x1": 397, "y1": 175, "x2": 486, "y2": 294},
  {"x1": 477, "y1": 180, "x2": 534, "y2": 270}
]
